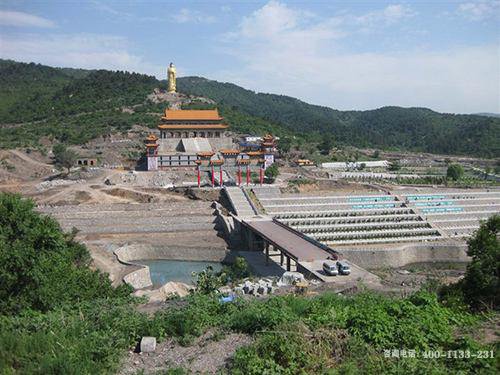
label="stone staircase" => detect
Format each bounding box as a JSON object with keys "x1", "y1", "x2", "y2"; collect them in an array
[{"x1": 224, "y1": 186, "x2": 256, "y2": 217}]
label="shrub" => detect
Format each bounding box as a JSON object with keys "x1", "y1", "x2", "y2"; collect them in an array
[
  {"x1": 0, "y1": 193, "x2": 130, "y2": 314},
  {"x1": 264, "y1": 163, "x2": 279, "y2": 183},
  {"x1": 447, "y1": 163, "x2": 464, "y2": 181},
  {"x1": 461, "y1": 215, "x2": 500, "y2": 310}
]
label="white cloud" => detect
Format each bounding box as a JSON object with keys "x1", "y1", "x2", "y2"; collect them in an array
[
  {"x1": 0, "y1": 10, "x2": 55, "y2": 28},
  {"x1": 171, "y1": 8, "x2": 216, "y2": 24},
  {"x1": 353, "y1": 4, "x2": 416, "y2": 27},
  {"x1": 457, "y1": 0, "x2": 500, "y2": 21},
  {"x1": 215, "y1": 1, "x2": 500, "y2": 113},
  {"x1": 90, "y1": 1, "x2": 161, "y2": 22},
  {"x1": 0, "y1": 33, "x2": 164, "y2": 77}
]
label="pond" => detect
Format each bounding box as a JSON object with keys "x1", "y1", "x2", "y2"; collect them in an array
[{"x1": 136, "y1": 259, "x2": 223, "y2": 287}]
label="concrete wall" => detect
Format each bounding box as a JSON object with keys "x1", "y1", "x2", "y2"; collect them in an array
[
  {"x1": 339, "y1": 242, "x2": 469, "y2": 269},
  {"x1": 115, "y1": 243, "x2": 228, "y2": 290},
  {"x1": 123, "y1": 267, "x2": 152, "y2": 290},
  {"x1": 116, "y1": 243, "x2": 227, "y2": 263}
]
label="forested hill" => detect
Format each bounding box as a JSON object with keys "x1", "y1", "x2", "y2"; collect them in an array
[
  {"x1": 0, "y1": 60, "x2": 499, "y2": 157},
  {"x1": 177, "y1": 77, "x2": 500, "y2": 158}
]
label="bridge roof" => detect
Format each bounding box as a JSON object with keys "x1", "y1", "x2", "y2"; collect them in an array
[{"x1": 243, "y1": 220, "x2": 333, "y2": 262}]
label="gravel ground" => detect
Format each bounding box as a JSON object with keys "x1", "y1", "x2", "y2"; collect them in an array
[{"x1": 119, "y1": 330, "x2": 252, "y2": 374}]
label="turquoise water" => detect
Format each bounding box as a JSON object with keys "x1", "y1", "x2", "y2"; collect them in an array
[{"x1": 137, "y1": 259, "x2": 222, "y2": 286}]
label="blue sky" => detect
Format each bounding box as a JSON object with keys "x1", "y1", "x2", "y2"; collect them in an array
[{"x1": 0, "y1": 0, "x2": 499, "y2": 113}]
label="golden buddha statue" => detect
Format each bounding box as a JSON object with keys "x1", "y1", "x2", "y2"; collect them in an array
[{"x1": 167, "y1": 62, "x2": 176, "y2": 93}]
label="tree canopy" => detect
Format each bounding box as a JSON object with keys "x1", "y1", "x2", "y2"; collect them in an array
[
  {"x1": 1, "y1": 60, "x2": 499, "y2": 158},
  {"x1": 447, "y1": 163, "x2": 465, "y2": 181},
  {"x1": 0, "y1": 193, "x2": 129, "y2": 314},
  {"x1": 462, "y1": 215, "x2": 500, "y2": 310}
]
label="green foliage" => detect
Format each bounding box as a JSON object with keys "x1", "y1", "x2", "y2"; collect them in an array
[
  {"x1": 0, "y1": 193, "x2": 130, "y2": 314},
  {"x1": 278, "y1": 136, "x2": 292, "y2": 154},
  {"x1": 447, "y1": 163, "x2": 465, "y2": 181},
  {"x1": 2, "y1": 60, "x2": 499, "y2": 157},
  {"x1": 318, "y1": 135, "x2": 335, "y2": 155},
  {"x1": 53, "y1": 143, "x2": 78, "y2": 172},
  {"x1": 388, "y1": 160, "x2": 401, "y2": 171},
  {"x1": 0, "y1": 60, "x2": 159, "y2": 149},
  {"x1": 0, "y1": 299, "x2": 148, "y2": 374},
  {"x1": 265, "y1": 163, "x2": 279, "y2": 182},
  {"x1": 191, "y1": 266, "x2": 225, "y2": 295},
  {"x1": 227, "y1": 292, "x2": 493, "y2": 374},
  {"x1": 461, "y1": 215, "x2": 500, "y2": 310},
  {"x1": 288, "y1": 178, "x2": 316, "y2": 187},
  {"x1": 231, "y1": 322, "x2": 347, "y2": 374},
  {"x1": 178, "y1": 77, "x2": 500, "y2": 158},
  {"x1": 221, "y1": 256, "x2": 251, "y2": 281}
]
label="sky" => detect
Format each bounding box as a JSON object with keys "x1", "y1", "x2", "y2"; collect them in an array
[{"x1": 0, "y1": 0, "x2": 499, "y2": 114}]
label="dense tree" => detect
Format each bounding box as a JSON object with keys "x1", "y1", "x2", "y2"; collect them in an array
[
  {"x1": 178, "y1": 76, "x2": 500, "y2": 158},
  {"x1": 318, "y1": 135, "x2": 334, "y2": 155},
  {"x1": 265, "y1": 164, "x2": 279, "y2": 183},
  {"x1": 447, "y1": 164, "x2": 464, "y2": 181},
  {"x1": 53, "y1": 143, "x2": 78, "y2": 174},
  {"x1": 0, "y1": 193, "x2": 129, "y2": 314},
  {"x1": 461, "y1": 215, "x2": 500, "y2": 310},
  {"x1": 278, "y1": 136, "x2": 292, "y2": 154},
  {"x1": 1, "y1": 60, "x2": 500, "y2": 157}
]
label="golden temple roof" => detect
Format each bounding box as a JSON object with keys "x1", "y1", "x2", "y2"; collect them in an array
[
  {"x1": 197, "y1": 151, "x2": 215, "y2": 157},
  {"x1": 145, "y1": 134, "x2": 158, "y2": 141},
  {"x1": 163, "y1": 109, "x2": 222, "y2": 121},
  {"x1": 220, "y1": 149, "x2": 240, "y2": 155},
  {"x1": 158, "y1": 124, "x2": 228, "y2": 130},
  {"x1": 245, "y1": 151, "x2": 264, "y2": 156}
]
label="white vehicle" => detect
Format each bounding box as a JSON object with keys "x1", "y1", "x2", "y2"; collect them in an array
[
  {"x1": 337, "y1": 261, "x2": 351, "y2": 275},
  {"x1": 322, "y1": 260, "x2": 339, "y2": 276}
]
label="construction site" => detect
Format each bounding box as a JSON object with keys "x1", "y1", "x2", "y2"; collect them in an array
[
  {"x1": 1, "y1": 65, "x2": 498, "y2": 298},
  {"x1": 1, "y1": 127, "x2": 499, "y2": 297}
]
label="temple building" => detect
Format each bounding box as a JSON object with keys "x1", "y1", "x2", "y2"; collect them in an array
[
  {"x1": 145, "y1": 108, "x2": 233, "y2": 169},
  {"x1": 144, "y1": 63, "x2": 277, "y2": 173}
]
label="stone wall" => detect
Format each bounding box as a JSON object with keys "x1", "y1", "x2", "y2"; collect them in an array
[{"x1": 339, "y1": 242, "x2": 469, "y2": 269}]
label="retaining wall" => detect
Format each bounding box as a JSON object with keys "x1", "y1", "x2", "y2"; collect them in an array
[
  {"x1": 339, "y1": 242, "x2": 469, "y2": 269},
  {"x1": 115, "y1": 243, "x2": 228, "y2": 290},
  {"x1": 116, "y1": 243, "x2": 227, "y2": 263}
]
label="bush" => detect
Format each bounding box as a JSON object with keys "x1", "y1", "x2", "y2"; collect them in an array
[
  {"x1": 388, "y1": 160, "x2": 401, "y2": 171},
  {"x1": 53, "y1": 143, "x2": 78, "y2": 173},
  {"x1": 264, "y1": 163, "x2": 279, "y2": 183},
  {"x1": 447, "y1": 163, "x2": 464, "y2": 181},
  {"x1": 221, "y1": 256, "x2": 251, "y2": 282},
  {"x1": 0, "y1": 193, "x2": 130, "y2": 314},
  {"x1": 191, "y1": 266, "x2": 225, "y2": 295},
  {"x1": 461, "y1": 215, "x2": 500, "y2": 310}
]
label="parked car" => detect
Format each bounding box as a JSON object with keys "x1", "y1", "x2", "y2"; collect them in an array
[
  {"x1": 322, "y1": 260, "x2": 338, "y2": 276},
  {"x1": 337, "y1": 261, "x2": 351, "y2": 275}
]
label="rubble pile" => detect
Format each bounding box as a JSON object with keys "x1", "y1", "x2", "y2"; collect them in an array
[
  {"x1": 233, "y1": 278, "x2": 276, "y2": 296},
  {"x1": 36, "y1": 179, "x2": 86, "y2": 192},
  {"x1": 105, "y1": 171, "x2": 174, "y2": 187}
]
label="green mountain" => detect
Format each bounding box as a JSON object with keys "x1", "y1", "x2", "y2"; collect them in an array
[
  {"x1": 0, "y1": 60, "x2": 499, "y2": 158},
  {"x1": 178, "y1": 77, "x2": 500, "y2": 158}
]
